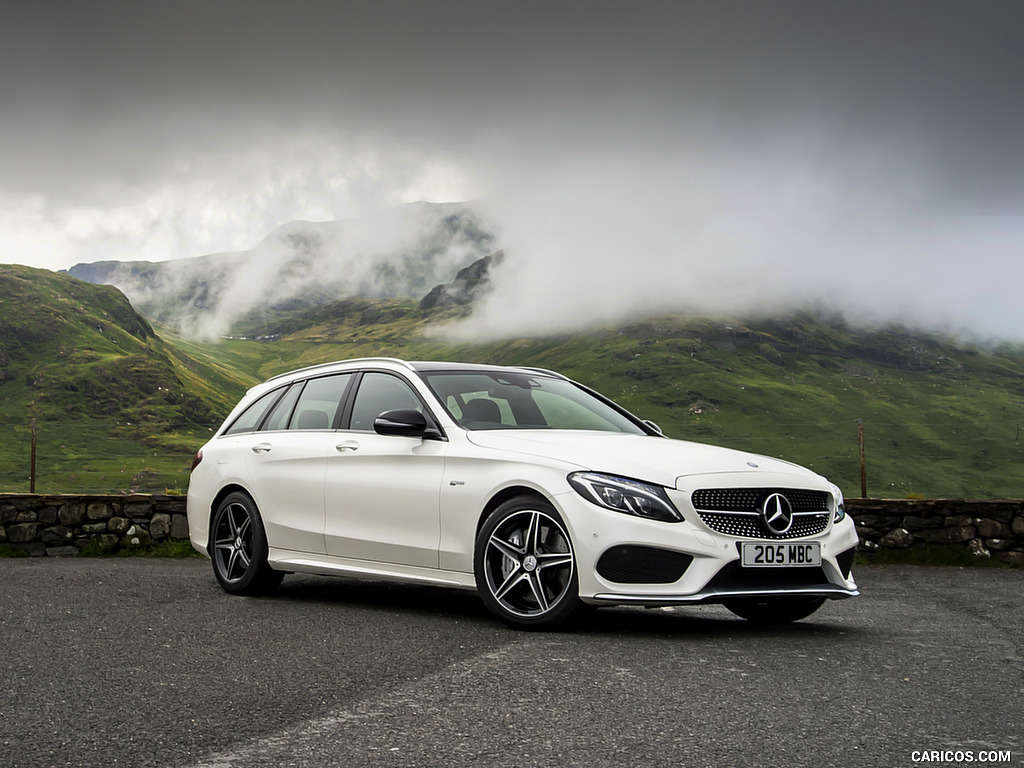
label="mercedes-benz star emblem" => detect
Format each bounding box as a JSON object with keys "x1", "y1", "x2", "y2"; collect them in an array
[{"x1": 760, "y1": 493, "x2": 794, "y2": 534}]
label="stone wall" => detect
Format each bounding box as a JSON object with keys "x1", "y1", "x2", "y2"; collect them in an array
[
  {"x1": 0, "y1": 494, "x2": 189, "y2": 557},
  {"x1": 848, "y1": 498, "x2": 1024, "y2": 566},
  {"x1": 2, "y1": 493, "x2": 1023, "y2": 564}
]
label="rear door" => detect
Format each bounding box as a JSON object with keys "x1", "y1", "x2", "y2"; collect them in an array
[{"x1": 240, "y1": 373, "x2": 354, "y2": 554}]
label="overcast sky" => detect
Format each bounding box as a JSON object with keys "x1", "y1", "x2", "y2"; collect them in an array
[{"x1": 2, "y1": 1, "x2": 1023, "y2": 339}]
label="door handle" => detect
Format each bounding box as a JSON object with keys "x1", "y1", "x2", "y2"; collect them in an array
[
  {"x1": 251, "y1": 443, "x2": 272, "y2": 454},
  {"x1": 335, "y1": 441, "x2": 360, "y2": 453}
]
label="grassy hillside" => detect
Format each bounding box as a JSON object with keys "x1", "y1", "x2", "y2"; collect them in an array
[
  {"x1": 3, "y1": 264, "x2": 1023, "y2": 498},
  {"x1": 182, "y1": 299, "x2": 1024, "y2": 499},
  {"x1": 0, "y1": 265, "x2": 252, "y2": 492}
]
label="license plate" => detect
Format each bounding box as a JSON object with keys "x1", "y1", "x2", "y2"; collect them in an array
[{"x1": 741, "y1": 542, "x2": 821, "y2": 568}]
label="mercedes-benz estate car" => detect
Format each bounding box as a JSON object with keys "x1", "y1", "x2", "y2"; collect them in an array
[{"x1": 187, "y1": 357, "x2": 859, "y2": 628}]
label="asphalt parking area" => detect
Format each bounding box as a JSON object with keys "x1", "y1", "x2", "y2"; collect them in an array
[{"x1": 1, "y1": 559, "x2": 1021, "y2": 767}]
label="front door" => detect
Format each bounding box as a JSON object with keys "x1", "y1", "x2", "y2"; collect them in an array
[{"x1": 324, "y1": 372, "x2": 446, "y2": 567}]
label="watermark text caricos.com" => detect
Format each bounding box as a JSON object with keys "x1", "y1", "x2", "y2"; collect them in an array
[{"x1": 911, "y1": 750, "x2": 1012, "y2": 764}]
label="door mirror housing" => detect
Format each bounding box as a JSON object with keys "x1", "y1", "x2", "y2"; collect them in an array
[{"x1": 374, "y1": 409, "x2": 429, "y2": 437}]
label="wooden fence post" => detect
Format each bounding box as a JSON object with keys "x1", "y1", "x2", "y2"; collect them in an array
[
  {"x1": 858, "y1": 418, "x2": 867, "y2": 498},
  {"x1": 30, "y1": 421, "x2": 37, "y2": 494}
]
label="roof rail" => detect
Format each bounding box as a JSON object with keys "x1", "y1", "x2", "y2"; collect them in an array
[{"x1": 264, "y1": 357, "x2": 415, "y2": 383}]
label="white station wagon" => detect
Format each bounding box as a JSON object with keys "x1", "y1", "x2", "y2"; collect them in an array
[{"x1": 187, "y1": 358, "x2": 859, "y2": 628}]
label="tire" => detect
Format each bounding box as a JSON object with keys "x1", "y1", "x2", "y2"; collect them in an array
[
  {"x1": 474, "y1": 496, "x2": 582, "y2": 630},
  {"x1": 723, "y1": 595, "x2": 826, "y2": 624},
  {"x1": 210, "y1": 492, "x2": 284, "y2": 595}
]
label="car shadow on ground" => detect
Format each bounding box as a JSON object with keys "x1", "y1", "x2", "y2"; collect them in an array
[
  {"x1": 573, "y1": 603, "x2": 857, "y2": 639},
  {"x1": 268, "y1": 573, "x2": 492, "y2": 621},
  {"x1": 259, "y1": 573, "x2": 860, "y2": 639}
]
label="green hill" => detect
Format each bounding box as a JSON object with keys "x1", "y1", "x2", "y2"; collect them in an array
[
  {"x1": 161, "y1": 296, "x2": 1024, "y2": 499},
  {"x1": 3, "y1": 263, "x2": 1023, "y2": 498},
  {"x1": 0, "y1": 265, "x2": 252, "y2": 492}
]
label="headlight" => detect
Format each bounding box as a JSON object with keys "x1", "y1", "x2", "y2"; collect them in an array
[
  {"x1": 830, "y1": 483, "x2": 846, "y2": 523},
  {"x1": 568, "y1": 472, "x2": 683, "y2": 523}
]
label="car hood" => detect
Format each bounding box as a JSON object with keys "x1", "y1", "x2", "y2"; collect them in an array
[{"x1": 463, "y1": 430, "x2": 827, "y2": 490}]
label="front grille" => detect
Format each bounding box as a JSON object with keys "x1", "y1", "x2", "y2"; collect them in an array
[
  {"x1": 692, "y1": 488, "x2": 829, "y2": 513},
  {"x1": 691, "y1": 488, "x2": 830, "y2": 540},
  {"x1": 695, "y1": 511, "x2": 829, "y2": 539}
]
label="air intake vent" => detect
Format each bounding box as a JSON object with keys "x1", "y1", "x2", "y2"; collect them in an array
[
  {"x1": 596, "y1": 546, "x2": 693, "y2": 584},
  {"x1": 705, "y1": 561, "x2": 830, "y2": 589}
]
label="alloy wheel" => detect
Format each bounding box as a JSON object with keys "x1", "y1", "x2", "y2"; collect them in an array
[
  {"x1": 213, "y1": 501, "x2": 253, "y2": 584},
  {"x1": 482, "y1": 508, "x2": 575, "y2": 619}
]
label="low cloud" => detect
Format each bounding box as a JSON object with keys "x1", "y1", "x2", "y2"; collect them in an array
[
  {"x1": 97, "y1": 201, "x2": 494, "y2": 339},
  {"x1": 3, "y1": 2, "x2": 1023, "y2": 341},
  {"x1": 445, "y1": 132, "x2": 1024, "y2": 342}
]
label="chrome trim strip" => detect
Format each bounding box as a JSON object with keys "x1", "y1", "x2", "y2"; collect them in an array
[
  {"x1": 517, "y1": 366, "x2": 570, "y2": 381},
  {"x1": 591, "y1": 584, "x2": 859, "y2": 606},
  {"x1": 693, "y1": 509, "x2": 827, "y2": 517},
  {"x1": 265, "y1": 357, "x2": 416, "y2": 383}
]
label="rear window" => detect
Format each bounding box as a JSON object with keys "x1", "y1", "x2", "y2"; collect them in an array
[{"x1": 223, "y1": 388, "x2": 284, "y2": 435}]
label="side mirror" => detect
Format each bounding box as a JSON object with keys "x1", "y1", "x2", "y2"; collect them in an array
[{"x1": 374, "y1": 409, "x2": 429, "y2": 438}]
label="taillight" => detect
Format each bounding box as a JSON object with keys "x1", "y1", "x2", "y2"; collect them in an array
[{"x1": 190, "y1": 449, "x2": 203, "y2": 472}]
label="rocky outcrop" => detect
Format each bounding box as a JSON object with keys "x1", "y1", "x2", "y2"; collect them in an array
[
  {"x1": 66, "y1": 201, "x2": 497, "y2": 338},
  {"x1": 420, "y1": 251, "x2": 504, "y2": 310}
]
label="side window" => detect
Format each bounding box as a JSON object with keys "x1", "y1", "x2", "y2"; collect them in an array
[
  {"x1": 259, "y1": 382, "x2": 303, "y2": 431},
  {"x1": 223, "y1": 388, "x2": 283, "y2": 435},
  {"x1": 289, "y1": 373, "x2": 353, "y2": 430},
  {"x1": 349, "y1": 372, "x2": 423, "y2": 431}
]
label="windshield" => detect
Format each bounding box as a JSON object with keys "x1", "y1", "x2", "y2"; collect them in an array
[{"x1": 421, "y1": 371, "x2": 648, "y2": 434}]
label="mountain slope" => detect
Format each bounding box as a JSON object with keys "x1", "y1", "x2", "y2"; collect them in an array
[
  {"x1": 66, "y1": 201, "x2": 496, "y2": 339},
  {"x1": 0, "y1": 265, "x2": 253, "y2": 491},
  {"x1": 206, "y1": 302, "x2": 1024, "y2": 499},
  {"x1": 4, "y1": 262, "x2": 1024, "y2": 498}
]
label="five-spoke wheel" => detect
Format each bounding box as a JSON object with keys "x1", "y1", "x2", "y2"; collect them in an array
[
  {"x1": 211, "y1": 492, "x2": 283, "y2": 595},
  {"x1": 475, "y1": 496, "x2": 581, "y2": 629}
]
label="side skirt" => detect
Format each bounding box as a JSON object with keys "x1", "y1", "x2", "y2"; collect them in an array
[{"x1": 267, "y1": 547, "x2": 478, "y2": 590}]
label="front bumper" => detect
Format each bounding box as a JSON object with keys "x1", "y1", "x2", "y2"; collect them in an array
[{"x1": 554, "y1": 486, "x2": 860, "y2": 607}]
